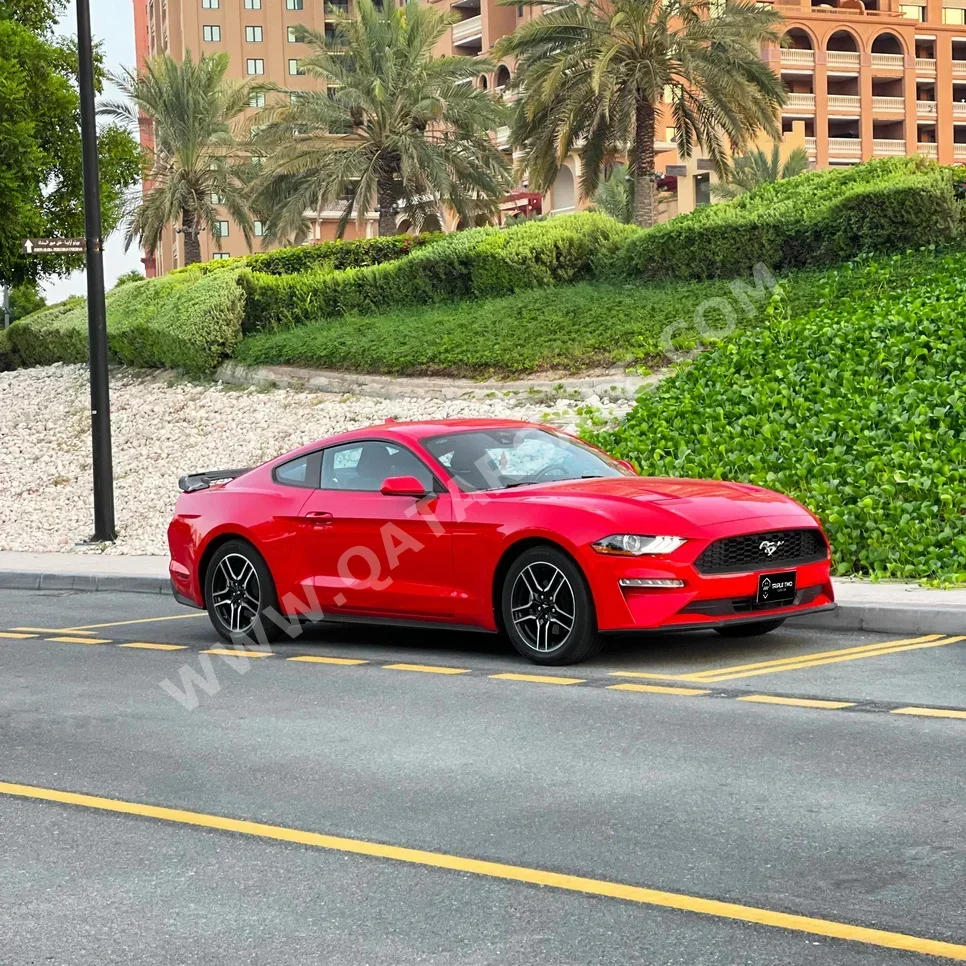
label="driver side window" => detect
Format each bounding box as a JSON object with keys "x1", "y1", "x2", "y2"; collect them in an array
[{"x1": 321, "y1": 440, "x2": 435, "y2": 492}]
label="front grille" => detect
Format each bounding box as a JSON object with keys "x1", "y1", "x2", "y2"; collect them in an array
[{"x1": 694, "y1": 528, "x2": 827, "y2": 575}]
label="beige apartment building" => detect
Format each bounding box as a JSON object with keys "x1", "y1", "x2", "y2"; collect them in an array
[{"x1": 133, "y1": 0, "x2": 965, "y2": 274}]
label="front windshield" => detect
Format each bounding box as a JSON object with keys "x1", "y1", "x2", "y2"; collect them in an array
[{"x1": 422, "y1": 428, "x2": 631, "y2": 492}]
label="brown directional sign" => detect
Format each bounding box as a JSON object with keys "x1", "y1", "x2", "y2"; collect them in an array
[{"x1": 22, "y1": 237, "x2": 87, "y2": 255}]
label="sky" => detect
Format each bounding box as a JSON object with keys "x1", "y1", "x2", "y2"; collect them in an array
[{"x1": 43, "y1": 0, "x2": 142, "y2": 303}]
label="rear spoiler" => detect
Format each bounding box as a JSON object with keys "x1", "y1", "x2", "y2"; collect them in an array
[{"x1": 178, "y1": 467, "x2": 253, "y2": 493}]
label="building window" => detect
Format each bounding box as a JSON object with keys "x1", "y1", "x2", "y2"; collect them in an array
[
  {"x1": 287, "y1": 25, "x2": 304, "y2": 42},
  {"x1": 246, "y1": 58, "x2": 265, "y2": 75},
  {"x1": 245, "y1": 25, "x2": 263, "y2": 41},
  {"x1": 285, "y1": 0, "x2": 303, "y2": 8},
  {"x1": 213, "y1": 252, "x2": 231, "y2": 260},
  {"x1": 288, "y1": 58, "x2": 304, "y2": 75},
  {"x1": 244, "y1": 0, "x2": 261, "y2": 7},
  {"x1": 201, "y1": 0, "x2": 218, "y2": 7},
  {"x1": 253, "y1": 220, "x2": 265, "y2": 236},
  {"x1": 943, "y1": 6, "x2": 966, "y2": 21},
  {"x1": 211, "y1": 191, "x2": 222, "y2": 204},
  {"x1": 249, "y1": 91, "x2": 265, "y2": 108},
  {"x1": 666, "y1": 126, "x2": 676, "y2": 142},
  {"x1": 202, "y1": 24, "x2": 221, "y2": 41},
  {"x1": 899, "y1": 3, "x2": 924, "y2": 18},
  {"x1": 517, "y1": 3, "x2": 523, "y2": 16},
  {"x1": 215, "y1": 220, "x2": 230, "y2": 238}
]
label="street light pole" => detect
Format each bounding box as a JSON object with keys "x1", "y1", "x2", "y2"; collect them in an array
[{"x1": 76, "y1": 0, "x2": 116, "y2": 541}]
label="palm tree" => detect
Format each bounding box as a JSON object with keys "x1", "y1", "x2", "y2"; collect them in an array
[
  {"x1": 253, "y1": 0, "x2": 513, "y2": 239},
  {"x1": 711, "y1": 142, "x2": 810, "y2": 200},
  {"x1": 104, "y1": 53, "x2": 255, "y2": 265},
  {"x1": 496, "y1": 0, "x2": 787, "y2": 228}
]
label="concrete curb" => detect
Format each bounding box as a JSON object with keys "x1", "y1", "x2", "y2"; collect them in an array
[{"x1": 0, "y1": 571, "x2": 171, "y2": 596}]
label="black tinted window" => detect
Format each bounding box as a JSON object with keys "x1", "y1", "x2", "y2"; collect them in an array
[
  {"x1": 321, "y1": 441, "x2": 435, "y2": 492},
  {"x1": 273, "y1": 454, "x2": 318, "y2": 488}
]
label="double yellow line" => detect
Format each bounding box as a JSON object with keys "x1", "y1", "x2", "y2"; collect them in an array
[{"x1": 614, "y1": 634, "x2": 966, "y2": 685}]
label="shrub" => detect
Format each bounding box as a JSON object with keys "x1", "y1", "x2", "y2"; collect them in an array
[
  {"x1": 8, "y1": 272, "x2": 245, "y2": 373},
  {"x1": 609, "y1": 158, "x2": 961, "y2": 282},
  {"x1": 592, "y1": 248, "x2": 966, "y2": 582},
  {"x1": 0, "y1": 327, "x2": 18, "y2": 371},
  {"x1": 241, "y1": 212, "x2": 638, "y2": 332}
]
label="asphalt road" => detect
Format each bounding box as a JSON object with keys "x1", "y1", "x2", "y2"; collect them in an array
[{"x1": 1, "y1": 588, "x2": 965, "y2": 965}]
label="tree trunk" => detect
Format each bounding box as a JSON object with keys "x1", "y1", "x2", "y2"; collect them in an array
[
  {"x1": 377, "y1": 176, "x2": 398, "y2": 237},
  {"x1": 182, "y1": 209, "x2": 202, "y2": 265},
  {"x1": 632, "y1": 96, "x2": 656, "y2": 229}
]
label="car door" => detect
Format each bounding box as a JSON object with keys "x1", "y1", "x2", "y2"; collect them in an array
[{"x1": 297, "y1": 439, "x2": 457, "y2": 621}]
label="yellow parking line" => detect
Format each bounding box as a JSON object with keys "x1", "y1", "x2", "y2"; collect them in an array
[
  {"x1": 46, "y1": 636, "x2": 112, "y2": 645},
  {"x1": 203, "y1": 648, "x2": 272, "y2": 659},
  {"x1": 60, "y1": 613, "x2": 208, "y2": 632},
  {"x1": 383, "y1": 663, "x2": 469, "y2": 675},
  {"x1": 892, "y1": 706, "x2": 966, "y2": 720},
  {"x1": 288, "y1": 656, "x2": 369, "y2": 666},
  {"x1": 608, "y1": 683, "x2": 711, "y2": 697},
  {"x1": 608, "y1": 671, "x2": 700, "y2": 682},
  {"x1": 118, "y1": 642, "x2": 189, "y2": 651},
  {"x1": 1, "y1": 780, "x2": 965, "y2": 962},
  {"x1": 0, "y1": 632, "x2": 39, "y2": 639},
  {"x1": 12, "y1": 627, "x2": 97, "y2": 635},
  {"x1": 737, "y1": 695, "x2": 856, "y2": 710},
  {"x1": 490, "y1": 672, "x2": 584, "y2": 686}
]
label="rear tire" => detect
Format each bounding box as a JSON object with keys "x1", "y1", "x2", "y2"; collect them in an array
[
  {"x1": 204, "y1": 539, "x2": 285, "y2": 646},
  {"x1": 501, "y1": 546, "x2": 601, "y2": 666},
  {"x1": 714, "y1": 618, "x2": 785, "y2": 638}
]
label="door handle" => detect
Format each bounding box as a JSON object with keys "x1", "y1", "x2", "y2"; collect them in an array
[{"x1": 303, "y1": 511, "x2": 333, "y2": 526}]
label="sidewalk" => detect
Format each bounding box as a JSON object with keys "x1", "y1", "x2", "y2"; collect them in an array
[{"x1": 0, "y1": 551, "x2": 963, "y2": 635}]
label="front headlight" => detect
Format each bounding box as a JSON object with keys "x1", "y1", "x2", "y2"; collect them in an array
[{"x1": 591, "y1": 534, "x2": 687, "y2": 556}]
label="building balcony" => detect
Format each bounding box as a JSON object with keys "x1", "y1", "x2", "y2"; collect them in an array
[
  {"x1": 827, "y1": 94, "x2": 861, "y2": 113},
  {"x1": 916, "y1": 143, "x2": 938, "y2": 158},
  {"x1": 954, "y1": 102, "x2": 966, "y2": 118},
  {"x1": 871, "y1": 96, "x2": 904, "y2": 112},
  {"x1": 870, "y1": 53, "x2": 904, "y2": 71},
  {"x1": 804, "y1": 136, "x2": 817, "y2": 157},
  {"x1": 780, "y1": 48, "x2": 815, "y2": 68},
  {"x1": 452, "y1": 14, "x2": 483, "y2": 46},
  {"x1": 915, "y1": 58, "x2": 936, "y2": 75},
  {"x1": 955, "y1": 144, "x2": 966, "y2": 161},
  {"x1": 785, "y1": 93, "x2": 815, "y2": 111},
  {"x1": 828, "y1": 137, "x2": 862, "y2": 157},
  {"x1": 916, "y1": 100, "x2": 937, "y2": 116},
  {"x1": 952, "y1": 61, "x2": 966, "y2": 78},
  {"x1": 872, "y1": 138, "x2": 906, "y2": 156},
  {"x1": 826, "y1": 51, "x2": 860, "y2": 70}
]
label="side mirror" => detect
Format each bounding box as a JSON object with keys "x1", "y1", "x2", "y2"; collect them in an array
[
  {"x1": 380, "y1": 475, "x2": 428, "y2": 497},
  {"x1": 616, "y1": 459, "x2": 638, "y2": 475}
]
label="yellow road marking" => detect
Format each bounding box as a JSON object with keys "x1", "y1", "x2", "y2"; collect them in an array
[
  {"x1": 59, "y1": 613, "x2": 208, "y2": 632},
  {"x1": 737, "y1": 695, "x2": 856, "y2": 710},
  {"x1": 699, "y1": 636, "x2": 966, "y2": 683},
  {"x1": 490, "y1": 672, "x2": 584, "y2": 686},
  {"x1": 383, "y1": 663, "x2": 469, "y2": 675},
  {"x1": 203, "y1": 648, "x2": 272, "y2": 659},
  {"x1": 288, "y1": 655, "x2": 368, "y2": 666},
  {"x1": 12, "y1": 627, "x2": 97, "y2": 635},
  {"x1": 1, "y1": 781, "x2": 964, "y2": 961},
  {"x1": 892, "y1": 706, "x2": 966, "y2": 720},
  {"x1": 608, "y1": 671, "x2": 699, "y2": 682},
  {"x1": 608, "y1": 683, "x2": 711, "y2": 697},
  {"x1": 0, "y1": 632, "x2": 38, "y2": 639},
  {"x1": 46, "y1": 636, "x2": 112, "y2": 645},
  {"x1": 118, "y1": 642, "x2": 189, "y2": 651}
]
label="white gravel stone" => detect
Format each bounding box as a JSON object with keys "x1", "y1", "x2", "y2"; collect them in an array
[{"x1": 0, "y1": 364, "x2": 630, "y2": 556}]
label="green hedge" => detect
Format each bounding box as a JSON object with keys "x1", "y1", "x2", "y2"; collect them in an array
[
  {"x1": 241, "y1": 213, "x2": 638, "y2": 332},
  {"x1": 173, "y1": 231, "x2": 445, "y2": 278},
  {"x1": 7, "y1": 271, "x2": 245, "y2": 373},
  {"x1": 0, "y1": 327, "x2": 17, "y2": 371},
  {"x1": 608, "y1": 158, "x2": 961, "y2": 282},
  {"x1": 592, "y1": 248, "x2": 966, "y2": 582}
]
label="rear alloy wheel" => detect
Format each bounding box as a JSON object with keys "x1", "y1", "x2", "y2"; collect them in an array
[
  {"x1": 714, "y1": 618, "x2": 786, "y2": 638},
  {"x1": 205, "y1": 540, "x2": 284, "y2": 646},
  {"x1": 501, "y1": 546, "x2": 601, "y2": 665}
]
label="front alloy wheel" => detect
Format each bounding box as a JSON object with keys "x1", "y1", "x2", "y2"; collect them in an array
[{"x1": 501, "y1": 546, "x2": 601, "y2": 665}]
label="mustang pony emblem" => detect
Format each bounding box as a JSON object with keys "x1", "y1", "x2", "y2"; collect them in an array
[{"x1": 759, "y1": 539, "x2": 785, "y2": 556}]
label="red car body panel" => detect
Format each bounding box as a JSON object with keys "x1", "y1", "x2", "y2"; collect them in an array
[{"x1": 168, "y1": 419, "x2": 835, "y2": 634}]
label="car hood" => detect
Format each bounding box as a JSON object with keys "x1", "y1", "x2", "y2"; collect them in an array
[{"x1": 504, "y1": 477, "x2": 817, "y2": 534}]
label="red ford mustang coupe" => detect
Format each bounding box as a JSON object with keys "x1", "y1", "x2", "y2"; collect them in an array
[{"x1": 168, "y1": 419, "x2": 835, "y2": 665}]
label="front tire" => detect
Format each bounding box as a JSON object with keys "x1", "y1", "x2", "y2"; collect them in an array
[
  {"x1": 205, "y1": 540, "x2": 285, "y2": 646},
  {"x1": 501, "y1": 546, "x2": 601, "y2": 665},
  {"x1": 714, "y1": 618, "x2": 786, "y2": 638}
]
